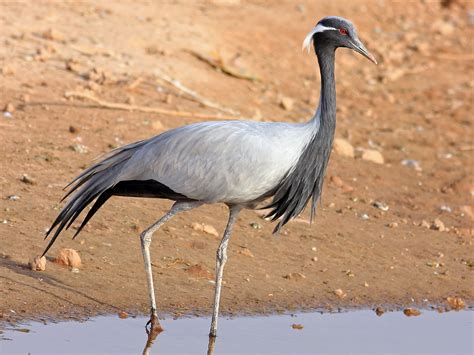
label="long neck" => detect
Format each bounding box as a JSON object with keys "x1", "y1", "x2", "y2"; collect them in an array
[
  {"x1": 266, "y1": 45, "x2": 338, "y2": 232},
  {"x1": 312, "y1": 45, "x2": 336, "y2": 126}
]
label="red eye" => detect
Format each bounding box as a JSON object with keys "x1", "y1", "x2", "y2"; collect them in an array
[{"x1": 339, "y1": 28, "x2": 348, "y2": 35}]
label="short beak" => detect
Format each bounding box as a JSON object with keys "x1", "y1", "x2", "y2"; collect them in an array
[{"x1": 351, "y1": 39, "x2": 377, "y2": 64}]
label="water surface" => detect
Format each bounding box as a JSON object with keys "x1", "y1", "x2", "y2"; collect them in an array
[{"x1": 1, "y1": 310, "x2": 472, "y2": 354}]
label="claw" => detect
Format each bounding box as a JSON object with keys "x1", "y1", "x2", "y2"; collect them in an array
[{"x1": 145, "y1": 312, "x2": 163, "y2": 335}]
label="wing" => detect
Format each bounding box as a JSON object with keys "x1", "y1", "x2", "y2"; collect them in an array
[{"x1": 118, "y1": 120, "x2": 312, "y2": 204}]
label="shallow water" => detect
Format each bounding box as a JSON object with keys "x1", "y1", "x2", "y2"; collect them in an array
[{"x1": 1, "y1": 310, "x2": 472, "y2": 354}]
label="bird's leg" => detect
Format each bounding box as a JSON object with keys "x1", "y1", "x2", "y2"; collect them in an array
[
  {"x1": 209, "y1": 205, "x2": 241, "y2": 338},
  {"x1": 140, "y1": 200, "x2": 202, "y2": 334}
]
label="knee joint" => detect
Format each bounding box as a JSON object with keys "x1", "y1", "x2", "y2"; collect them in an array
[{"x1": 140, "y1": 231, "x2": 152, "y2": 247}]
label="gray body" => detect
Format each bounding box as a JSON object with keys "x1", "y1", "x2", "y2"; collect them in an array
[
  {"x1": 119, "y1": 119, "x2": 317, "y2": 205},
  {"x1": 44, "y1": 16, "x2": 376, "y2": 340}
]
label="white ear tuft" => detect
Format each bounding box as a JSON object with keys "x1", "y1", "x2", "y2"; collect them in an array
[
  {"x1": 302, "y1": 24, "x2": 338, "y2": 53},
  {"x1": 302, "y1": 28, "x2": 317, "y2": 53}
]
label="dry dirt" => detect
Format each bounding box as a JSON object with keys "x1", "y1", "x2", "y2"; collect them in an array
[{"x1": 0, "y1": 0, "x2": 473, "y2": 326}]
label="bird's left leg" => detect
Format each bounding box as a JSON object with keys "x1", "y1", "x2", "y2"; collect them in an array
[
  {"x1": 140, "y1": 200, "x2": 202, "y2": 334},
  {"x1": 209, "y1": 205, "x2": 241, "y2": 337}
]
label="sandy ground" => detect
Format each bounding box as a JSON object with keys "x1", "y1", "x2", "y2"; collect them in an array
[{"x1": 0, "y1": 0, "x2": 473, "y2": 325}]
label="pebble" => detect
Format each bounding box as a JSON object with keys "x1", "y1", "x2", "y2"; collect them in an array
[
  {"x1": 3, "y1": 112, "x2": 12, "y2": 118},
  {"x1": 185, "y1": 264, "x2": 212, "y2": 279},
  {"x1": 152, "y1": 120, "x2": 165, "y2": 131},
  {"x1": 401, "y1": 159, "x2": 422, "y2": 171},
  {"x1": 250, "y1": 222, "x2": 262, "y2": 229},
  {"x1": 360, "y1": 213, "x2": 369, "y2": 220},
  {"x1": 7, "y1": 195, "x2": 20, "y2": 201},
  {"x1": 432, "y1": 20, "x2": 455, "y2": 36},
  {"x1": 431, "y1": 219, "x2": 445, "y2": 232},
  {"x1": 361, "y1": 149, "x2": 384, "y2": 164},
  {"x1": 118, "y1": 311, "x2": 129, "y2": 319},
  {"x1": 20, "y1": 174, "x2": 36, "y2": 185},
  {"x1": 373, "y1": 201, "x2": 389, "y2": 211},
  {"x1": 42, "y1": 28, "x2": 65, "y2": 41},
  {"x1": 29, "y1": 256, "x2": 46, "y2": 271},
  {"x1": 333, "y1": 138, "x2": 354, "y2": 158},
  {"x1": 279, "y1": 96, "x2": 294, "y2": 111},
  {"x1": 54, "y1": 248, "x2": 82, "y2": 268},
  {"x1": 420, "y1": 220, "x2": 431, "y2": 229},
  {"x1": 311, "y1": 256, "x2": 318, "y2": 262},
  {"x1": 446, "y1": 297, "x2": 465, "y2": 311},
  {"x1": 291, "y1": 324, "x2": 304, "y2": 330},
  {"x1": 387, "y1": 222, "x2": 398, "y2": 228},
  {"x1": 375, "y1": 307, "x2": 385, "y2": 316},
  {"x1": 238, "y1": 248, "x2": 254, "y2": 258},
  {"x1": 329, "y1": 175, "x2": 354, "y2": 193},
  {"x1": 191, "y1": 222, "x2": 219, "y2": 237},
  {"x1": 4, "y1": 103, "x2": 15, "y2": 113},
  {"x1": 403, "y1": 308, "x2": 421, "y2": 317},
  {"x1": 70, "y1": 143, "x2": 88, "y2": 154},
  {"x1": 333, "y1": 289, "x2": 347, "y2": 299},
  {"x1": 460, "y1": 205, "x2": 473, "y2": 220},
  {"x1": 283, "y1": 272, "x2": 306, "y2": 281},
  {"x1": 439, "y1": 205, "x2": 452, "y2": 213}
]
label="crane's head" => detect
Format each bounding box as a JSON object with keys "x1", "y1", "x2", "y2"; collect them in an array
[{"x1": 303, "y1": 16, "x2": 377, "y2": 64}]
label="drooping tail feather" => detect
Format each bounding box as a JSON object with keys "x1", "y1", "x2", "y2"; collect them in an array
[{"x1": 42, "y1": 140, "x2": 149, "y2": 256}]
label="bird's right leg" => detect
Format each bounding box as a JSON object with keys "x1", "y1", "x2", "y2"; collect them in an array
[{"x1": 140, "y1": 200, "x2": 202, "y2": 334}]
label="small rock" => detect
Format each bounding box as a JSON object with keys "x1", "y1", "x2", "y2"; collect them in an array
[
  {"x1": 361, "y1": 149, "x2": 384, "y2": 164},
  {"x1": 373, "y1": 201, "x2": 389, "y2": 211},
  {"x1": 432, "y1": 20, "x2": 455, "y2": 36},
  {"x1": 387, "y1": 222, "x2": 398, "y2": 228},
  {"x1": 446, "y1": 296, "x2": 465, "y2": 311},
  {"x1": 20, "y1": 94, "x2": 30, "y2": 103},
  {"x1": 70, "y1": 143, "x2": 88, "y2": 154},
  {"x1": 7, "y1": 195, "x2": 20, "y2": 201},
  {"x1": 403, "y1": 308, "x2": 421, "y2": 317},
  {"x1": 291, "y1": 323, "x2": 304, "y2": 330},
  {"x1": 439, "y1": 205, "x2": 452, "y2": 213},
  {"x1": 333, "y1": 138, "x2": 354, "y2": 158},
  {"x1": 329, "y1": 175, "x2": 354, "y2": 193},
  {"x1": 375, "y1": 307, "x2": 385, "y2": 316},
  {"x1": 70, "y1": 267, "x2": 80, "y2": 273},
  {"x1": 42, "y1": 28, "x2": 65, "y2": 41},
  {"x1": 333, "y1": 288, "x2": 347, "y2": 299},
  {"x1": 4, "y1": 103, "x2": 15, "y2": 113},
  {"x1": 364, "y1": 282, "x2": 369, "y2": 287},
  {"x1": 118, "y1": 311, "x2": 129, "y2": 319},
  {"x1": 238, "y1": 248, "x2": 254, "y2": 258},
  {"x1": 20, "y1": 174, "x2": 36, "y2": 185},
  {"x1": 69, "y1": 125, "x2": 79, "y2": 134},
  {"x1": 283, "y1": 272, "x2": 306, "y2": 281},
  {"x1": 460, "y1": 205, "x2": 473, "y2": 220},
  {"x1": 29, "y1": 256, "x2": 46, "y2": 271},
  {"x1": 360, "y1": 213, "x2": 369, "y2": 220},
  {"x1": 250, "y1": 222, "x2": 262, "y2": 229},
  {"x1": 185, "y1": 264, "x2": 212, "y2": 279},
  {"x1": 431, "y1": 219, "x2": 445, "y2": 232},
  {"x1": 191, "y1": 223, "x2": 219, "y2": 237},
  {"x1": 311, "y1": 256, "x2": 318, "y2": 262},
  {"x1": 279, "y1": 96, "x2": 294, "y2": 111},
  {"x1": 54, "y1": 248, "x2": 82, "y2": 268},
  {"x1": 401, "y1": 159, "x2": 422, "y2": 171},
  {"x1": 420, "y1": 220, "x2": 431, "y2": 229},
  {"x1": 152, "y1": 120, "x2": 165, "y2": 131}
]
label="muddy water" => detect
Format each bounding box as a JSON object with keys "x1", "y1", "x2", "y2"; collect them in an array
[{"x1": 1, "y1": 310, "x2": 472, "y2": 354}]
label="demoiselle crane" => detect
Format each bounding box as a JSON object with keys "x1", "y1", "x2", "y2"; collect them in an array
[{"x1": 44, "y1": 16, "x2": 376, "y2": 337}]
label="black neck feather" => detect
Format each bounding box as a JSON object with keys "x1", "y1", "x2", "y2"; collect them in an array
[{"x1": 265, "y1": 45, "x2": 337, "y2": 233}]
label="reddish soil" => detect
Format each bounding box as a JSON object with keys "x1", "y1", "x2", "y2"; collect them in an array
[{"x1": 0, "y1": 1, "x2": 472, "y2": 325}]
